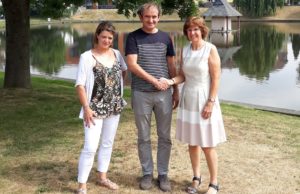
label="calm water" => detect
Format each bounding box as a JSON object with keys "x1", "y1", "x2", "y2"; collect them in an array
[{"x1": 0, "y1": 22, "x2": 299, "y2": 112}]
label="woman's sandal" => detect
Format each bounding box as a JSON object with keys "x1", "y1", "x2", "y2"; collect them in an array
[
  {"x1": 76, "y1": 188, "x2": 87, "y2": 194},
  {"x1": 97, "y1": 179, "x2": 119, "y2": 190},
  {"x1": 186, "y1": 176, "x2": 202, "y2": 194},
  {"x1": 205, "y1": 183, "x2": 219, "y2": 194}
]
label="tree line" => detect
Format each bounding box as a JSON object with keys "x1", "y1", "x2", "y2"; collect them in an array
[
  {"x1": 233, "y1": 0, "x2": 285, "y2": 16},
  {"x1": 1, "y1": 0, "x2": 289, "y2": 88}
]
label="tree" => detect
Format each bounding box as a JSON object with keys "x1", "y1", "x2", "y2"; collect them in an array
[
  {"x1": 115, "y1": 0, "x2": 198, "y2": 20},
  {"x1": 2, "y1": 0, "x2": 31, "y2": 88},
  {"x1": 233, "y1": 0, "x2": 284, "y2": 17},
  {"x1": 176, "y1": 0, "x2": 199, "y2": 20},
  {"x1": 30, "y1": 0, "x2": 82, "y2": 19},
  {"x1": 1, "y1": 0, "x2": 82, "y2": 88}
]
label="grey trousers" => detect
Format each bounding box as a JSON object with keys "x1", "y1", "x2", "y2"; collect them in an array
[{"x1": 132, "y1": 90, "x2": 173, "y2": 176}]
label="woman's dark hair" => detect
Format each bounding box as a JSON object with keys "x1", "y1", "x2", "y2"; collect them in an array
[
  {"x1": 93, "y1": 21, "x2": 116, "y2": 46},
  {"x1": 183, "y1": 17, "x2": 209, "y2": 39}
]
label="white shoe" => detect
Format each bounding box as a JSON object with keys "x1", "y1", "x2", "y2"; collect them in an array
[{"x1": 76, "y1": 188, "x2": 87, "y2": 194}]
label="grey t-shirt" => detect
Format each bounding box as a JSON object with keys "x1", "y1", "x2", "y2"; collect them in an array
[{"x1": 125, "y1": 28, "x2": 175, "y2": 92}]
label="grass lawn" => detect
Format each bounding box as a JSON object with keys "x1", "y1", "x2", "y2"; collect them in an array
[
  {"x1": 0, "y1": 73, "x2": 299, "y2": 194},
  {"x1": 0, "y1": 20, "x2": 4, "y2": 29}
]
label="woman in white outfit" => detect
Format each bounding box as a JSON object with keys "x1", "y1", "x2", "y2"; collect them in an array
[
  {"x1": 75, "y1": 21, "x2": 127, "y2": 194},
  {"x1": 161, "y1": 17, "x2": 226, "y2": 194}
]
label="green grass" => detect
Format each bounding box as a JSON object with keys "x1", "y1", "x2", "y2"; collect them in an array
[
  {"x1": 0, "y1": 72, "x2": 299, "y2": 193},
  {"x1": 221, "y1": 103, "x2": 300, "y2": 158},
  {"x1": 0, "y1": 74, "x2": 132, "y2": 157},
  {"x1": 0, "y1": 78, "x2": 78, "y2": 153},
  {"x1": 0, "y1": 20, "x2": 4, "y2": 29},
  {"x1": 0, "y1": 18, "x2": 62, "y2": 30}
]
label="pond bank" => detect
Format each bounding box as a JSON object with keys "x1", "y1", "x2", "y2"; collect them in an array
[
  {"x1": 222, "y1": 100, "x2": 300, "y2": 117},
  {"x1": 33, "y1": 74, "x2": 300, "y2": 117},
  {"x1": 66, "y1": 6, "x2": 300, "y2": 23}
]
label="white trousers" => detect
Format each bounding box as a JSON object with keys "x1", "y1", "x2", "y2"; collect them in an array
[{"x1": 77, "y1": 114, "x2": 120, "y2": 183}]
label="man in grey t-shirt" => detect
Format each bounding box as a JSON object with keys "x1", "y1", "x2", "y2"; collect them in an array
[{"x1": 125, "y1": 2, "x2": 179, "y2": 192}]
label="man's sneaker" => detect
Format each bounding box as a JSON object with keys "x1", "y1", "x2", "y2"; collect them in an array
[
  {"x1": 157, "y1": 174, "x2": 171, "y2": 192},
  {"x1": 139, "y1": 174, "x2": 153, "y2": 190}
]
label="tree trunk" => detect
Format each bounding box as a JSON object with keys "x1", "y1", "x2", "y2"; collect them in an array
[{"x1": 2, "y1": 0, "x2": 31, "y2": 88}]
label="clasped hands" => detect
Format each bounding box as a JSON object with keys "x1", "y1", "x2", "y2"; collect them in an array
[{"x1": 153, "y1": 77, "x2": 174, "y2": 91}]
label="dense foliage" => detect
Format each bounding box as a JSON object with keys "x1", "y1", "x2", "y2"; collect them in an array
[
  {"x1": 1, "y1": 0, "x2": 84, "y2": 88},
  {"x1": 30, "y1": 0, "x2": 82, "y2": 18},
  {"x1": 233, "y1": 0, "x2": 284, "y2": 16},
  {"x1": 115, "y1": 0, "x2": 198, "y2": 20}
]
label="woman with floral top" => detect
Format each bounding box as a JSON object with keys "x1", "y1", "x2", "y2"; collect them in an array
[{"x1": 75, "y1": 21, "x2": 127, "y2": 194}]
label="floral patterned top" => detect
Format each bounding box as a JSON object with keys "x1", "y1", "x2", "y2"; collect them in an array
[{"x1": 89, "y1": 56, "x2": 125, "y2": 118}]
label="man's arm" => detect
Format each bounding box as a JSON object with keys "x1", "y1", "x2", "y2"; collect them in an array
[{"x1": 127, "y1": 54, "x2": 168, "y2": 90}]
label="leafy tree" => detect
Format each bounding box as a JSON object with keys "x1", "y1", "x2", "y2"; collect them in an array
[
  {"x1": 115, "y1": 0, "x2": 198, "y2": 20},
  {"x1": 176, "y1": 0, "x2": 199, "y2": 20},
  {"x1": 1, "y1": 0, "x2": 82, "y2": 88},
  {"x1": 30, "y1": 0, "x2": 82, "y2": 19},
  {"x1": 233, "y1": 0, "x2": 284, "y2": 17}
]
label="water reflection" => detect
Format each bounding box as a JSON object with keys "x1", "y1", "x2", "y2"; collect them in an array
[
  {"x1": 27, "y1": 25, "x2": 289, "y2": 81},
  {"x1": 30, "y1": 28, "x2": 68, "y2": 74},
  {"x1": 291, "y1": 33, "x2": 300, "y2": 59},
  {"x1": 209, "y1": 32, "x2": 239, "y2": 47},
  {"x1": 232, "y1": 24, "x2": 286, "y2": 80},
  {"x1": 291, "y1": 33, "x2": 300, "y2": 86},
  {"x1": 0, "y1": 31, "x2": 5, "y2": 71},
  {"x1": 208, "y1": 32, "x2": 242, "y2": 69},
  {"x1": 0, "y1": 22, "x2": 300, "y2": 112}
]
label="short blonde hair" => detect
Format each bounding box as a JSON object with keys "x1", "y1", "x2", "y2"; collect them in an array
[{"x1": 183, "y1": 17, "x2": 209, "y2": 39}]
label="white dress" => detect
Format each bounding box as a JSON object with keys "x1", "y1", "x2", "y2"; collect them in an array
[{"x1": 175, "y1": 42, "x2": 227, "y2": 147}]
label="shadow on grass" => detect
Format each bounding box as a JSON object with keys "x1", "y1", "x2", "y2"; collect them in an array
[{"x1": 2, "y1": 161, "x2": 78, "y2": 193}]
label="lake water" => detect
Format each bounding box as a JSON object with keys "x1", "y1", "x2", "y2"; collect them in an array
[{"x1": 0, "y1": 22, "x2": 299, "y2": 114}]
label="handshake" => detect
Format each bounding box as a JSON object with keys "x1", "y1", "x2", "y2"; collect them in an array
[{"x1": 154, "y1": 77, "x2": 175, "y2": 91}]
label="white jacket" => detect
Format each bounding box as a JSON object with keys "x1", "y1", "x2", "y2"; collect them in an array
[{"x1": 75, "y1": 49, "x2": 127, "y2": 119}]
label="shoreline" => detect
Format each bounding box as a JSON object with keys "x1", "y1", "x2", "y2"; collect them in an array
[
  {"x1": 30, "y1": 73, "x2": 300, "y2": 117},
  {"x1": 59, "y1": 17, "x2": 300, "y2": 24},
  {"x1": 221, "y1": 100, "x2": 300, "y2": 117},
  {"x1": 0, "y1": 6, "x2": 299, "y2": 29},
  {"x1": 65, "y1": 6, "x2": 300, "y2": 23}
]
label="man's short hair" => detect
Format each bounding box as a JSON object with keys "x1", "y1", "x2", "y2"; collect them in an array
[{"x1": 137, "y1": 2, "x2": 161, "y2": 17}]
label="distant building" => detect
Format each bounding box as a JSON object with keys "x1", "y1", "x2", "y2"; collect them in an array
[
  {"x1": 199, "y1": 0, "x2": 233, "y2": 2},
  {"x1": 85, "y1": 0, "x2": 115, "y2": 9},
  {"x1": 202, "y1": 0, "x2": 242, "y2": 32}
]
